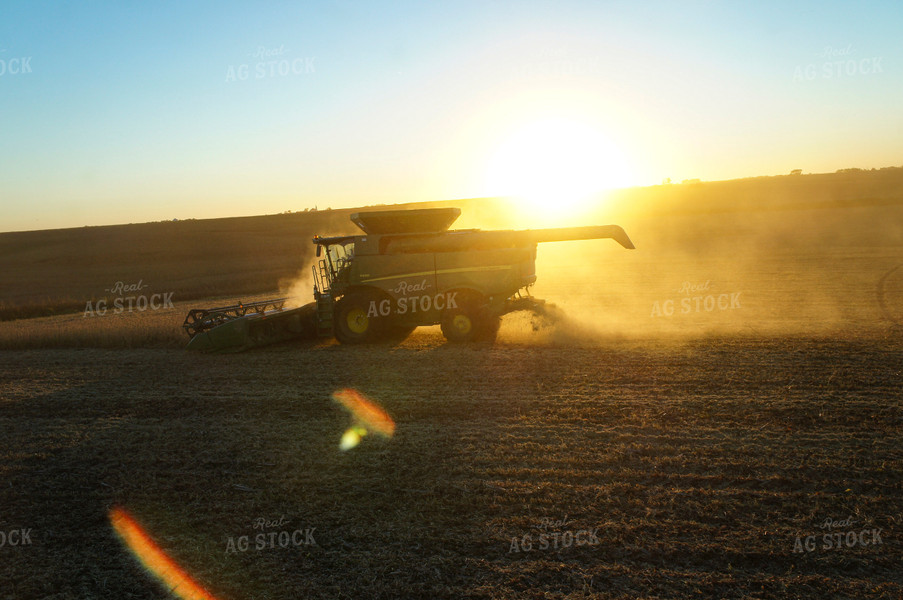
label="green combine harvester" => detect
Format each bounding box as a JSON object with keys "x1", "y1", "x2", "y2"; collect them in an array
[{"x1": 184, "y1": 207, "x2": 634, "y2": 351}]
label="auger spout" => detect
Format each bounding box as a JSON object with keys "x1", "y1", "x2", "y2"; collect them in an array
[{"x1": 379, "y1": 225, "x2": 635, "y2": 254}]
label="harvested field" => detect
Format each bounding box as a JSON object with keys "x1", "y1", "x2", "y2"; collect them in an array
[{"x1": 0, "y1": 331, "x2": 900, "y2": 599}]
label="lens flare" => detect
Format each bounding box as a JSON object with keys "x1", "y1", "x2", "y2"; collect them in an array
[
  {"x1": 109, "y1": 507, "x2": 220, "y2": 600},
  {"x1": 332, "y1": 389, "x2": 395, "y2": 450},
  {"x1": 339, "y1": 425, "x2": 367, "y2": 451}
]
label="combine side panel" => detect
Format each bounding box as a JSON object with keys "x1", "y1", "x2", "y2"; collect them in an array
[
  {"x1": 354, "y1": 253, "x2": 438, "y2": 294},
  {"x1": 434, "y1": 248, "x2": 532, "y2": 299}
]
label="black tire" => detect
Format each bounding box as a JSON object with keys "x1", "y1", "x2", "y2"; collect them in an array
[
  {"x1": 334, "y1": 291, "x2": 388, "y2": 344},
  {"x1": 440, "y1": 297, "x2": 499, "y2": 343},
  {"x1": 480, "y1": 314, "x2": 501, "y2": 343}
]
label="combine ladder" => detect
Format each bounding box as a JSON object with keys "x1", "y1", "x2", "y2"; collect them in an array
[
  {"x1": 315, "y1": 293, "x2": 334, "y2": 337},
  {"x1": 312, "y1": 260, "x2": 336, "y2": 338}
]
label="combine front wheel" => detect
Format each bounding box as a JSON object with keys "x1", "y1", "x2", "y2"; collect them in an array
[{"x1": 334, "y1": 292, "x2": 385, "y2": 344}]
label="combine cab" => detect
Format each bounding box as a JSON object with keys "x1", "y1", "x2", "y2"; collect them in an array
[{"x1": 185, "y1": 207, "x2": 634, "y2": 351}]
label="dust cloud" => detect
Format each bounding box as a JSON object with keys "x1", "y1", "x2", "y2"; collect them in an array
[
  {"x1": 278, "y1": 244, "x2": 317, "y2": 309},
  {"x1": 279, "y1": 269, "x2": 315, "y2": 309},
  {"x1": 487, "y1": 181, "x2": 903, "y2": 343}
]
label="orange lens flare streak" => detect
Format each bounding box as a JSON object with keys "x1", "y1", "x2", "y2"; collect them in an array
[
  {"x1": 332, "y1": 389, "x2": 396, "y2": 448},
  {"x1": 109, "y1": 507, "x2": 220, "y2": 600}
]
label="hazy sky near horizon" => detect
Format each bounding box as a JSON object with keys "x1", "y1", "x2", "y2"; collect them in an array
[{"x1": 1, "y1": 0, "x2": 900, "y2": 231}]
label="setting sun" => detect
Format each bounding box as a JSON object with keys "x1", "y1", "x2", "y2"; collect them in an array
[{"x1": 483, "y1": 117, "x2": 635, "y2": 220}]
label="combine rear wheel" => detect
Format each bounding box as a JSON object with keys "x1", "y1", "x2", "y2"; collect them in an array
[
  {"x1": 334, "y1": 292, "x2": 387, "y2": 344},
  {"x1": 441, "y1": 297, "x2": 499, "y2": 343}
]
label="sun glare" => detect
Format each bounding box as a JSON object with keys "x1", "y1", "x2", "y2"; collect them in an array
[{"x1": 483, "y1": 117, "x2": 634, "y2": 221}]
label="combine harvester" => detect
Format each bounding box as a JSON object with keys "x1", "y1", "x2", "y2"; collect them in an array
[{"x1": 184, "y1": 207, "x2": 634, "y2": 352}]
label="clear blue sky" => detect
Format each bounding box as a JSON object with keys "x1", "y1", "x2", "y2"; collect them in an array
[{"x1": 1, "y1": 0, "x2": 900, "y2": 231}]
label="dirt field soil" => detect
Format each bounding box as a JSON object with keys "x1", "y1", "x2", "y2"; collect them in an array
[{"x1": 0, "y1": 330, "x2": 900, "y2": 599}]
